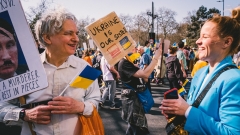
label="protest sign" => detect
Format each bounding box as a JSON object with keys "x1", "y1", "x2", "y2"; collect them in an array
[
  {"x1": 164, "y1": 39, "x2": 170, "y2": 54},
  {"x1": 0, "y1": 0, "x2": 48, "y2": 102},
  {"x1": 85, "y1": 12, "x2": 136, "y2": 66},
  {"x1": 83, "y1": 42, "x2": 87, "y2": 50},
  {"x1": 89, "y1": 39, "x2": 95, "y2": 49}
]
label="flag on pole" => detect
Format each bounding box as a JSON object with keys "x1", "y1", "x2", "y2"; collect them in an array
[{"x1": 70, "y1": 65, "x2": 101, "y2": 89}]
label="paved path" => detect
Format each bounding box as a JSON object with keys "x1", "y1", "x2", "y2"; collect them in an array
[
  {"x1": 99, "y1": 82, "x2": 170, "y2": 135},
  {"x1": 99, "y1": 76, "x2": 192, "y2": 135}
]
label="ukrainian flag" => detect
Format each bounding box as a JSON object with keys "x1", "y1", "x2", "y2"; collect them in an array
[
  {"x1": 178, "y1": 79, "x2": 190, "y2": 96},
  {"x1": 127, "y1": 53, "x2": 140, "y2": 63},
  {"x1": 70, "y1": 65, "x2": 101, "y2": 89}
]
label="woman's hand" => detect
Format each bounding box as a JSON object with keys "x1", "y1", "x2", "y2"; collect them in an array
[
  {"x1": 48, "y1": 96, "x2": 84, "y2": 114},
  {"x1": 159, "y1": 95, "x2": 189, "y2": 118}
]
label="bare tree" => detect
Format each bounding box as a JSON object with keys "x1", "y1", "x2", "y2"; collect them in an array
[
  {"x1": 78, "y1": 17, "x2": 95, "y2": 49},
  {"x1": 155, "y1": 7, "x2": 178, "y2": 39},
  {"x1": 129, "y1": 12, "x2": 152, "y2": 45},
  {"x1": 119, "y1": 14, "x2": 133, "y2": 32}
]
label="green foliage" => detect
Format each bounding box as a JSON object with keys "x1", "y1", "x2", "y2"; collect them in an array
[{"x1": 186, "y1": 5, "x2": 220, "y2": 46}]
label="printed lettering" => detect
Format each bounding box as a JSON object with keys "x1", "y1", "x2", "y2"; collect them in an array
[
  {"x1": 2, "y1": 82, "x2": 6, "y2": 90},
  {"x1": 2, "y1": 90, "x2": 11, "y2": 100},
  {"x1": 0, "y1": 0, "x2": 15, "y2": 10},
  {"x1": 21, "y1": 80, "x2": 40, "y2": 93},
  {"x1": 13, "y1": 87, "x2": 19, "y2": 96},
  {"x1": 35, "y1": 70, "x2": 40, "y2": 78}
]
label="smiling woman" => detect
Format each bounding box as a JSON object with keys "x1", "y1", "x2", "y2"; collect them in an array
[{"x1": 160, "y1": 6, "x2": 240, "y2": 135}]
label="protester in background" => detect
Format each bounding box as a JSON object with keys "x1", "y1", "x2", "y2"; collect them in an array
[
  {"x1": 0, "y1": 7, "x2": 101, "y2": 135},
  {"x1": 119, "y1": 44, "x2": 162, "y2": 135},
  {"x1": 191, "y1": 53, "x2": 208, "y2": 77},
  {"x1": 99, "y1": 56, "x2": 120, "y2": 109},
  {"x1": 138, "y1": 45, "x2": 152, "y2": 93},
  {"x1": 92, "y1": 49, "x2": 103, "y2": 84},
  {"x1": 188, "y1": 48, "x2": 195, "y2": 71},
  {"x1": 183, "y1": 46, "x2": 190, "y2": 70},
  {"x1": 160, "y1": 7, "x2": 240, "y2": 134},
  {"x1": 75, "y1": 46, "x2": 83, "y2": 58},
  {"x1": 144, "y1": 41, "x2": 151, "y2": 56},
  {"x1": 165, "y1": 46, "x2": 183, "y2": 90},
  {"x1": 233, "y1": 45, "x2": 240, "y2": 67},
  {"x1": 83, "y1": 50, "x2": 93, "y2": 66},
  {"x1": 177, "y1": 41, "x2": 188, "y2": 79}
]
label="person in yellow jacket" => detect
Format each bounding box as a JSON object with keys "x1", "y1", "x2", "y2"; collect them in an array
[{"x1": 191, "y1": 60, "x2": 208, "y2": 77}]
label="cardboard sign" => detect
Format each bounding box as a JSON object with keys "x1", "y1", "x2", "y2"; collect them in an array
[
  {"x1": 85, "y1": 12, "x2": 136, "y2": 66},
  {"x1": 89, "y1": 39, "x2": 95, "y2": 49},
  {"x1": 83, "y1": 42, "x2": 87, "y2": 50},
  {"x1": 0, "y1": 0, "x2": 48, "y2": 102},
  {"x1": 164, "y1": 39, "x2": 170, "y2": 54}
]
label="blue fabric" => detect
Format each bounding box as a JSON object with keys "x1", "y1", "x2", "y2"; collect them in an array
[
  {"x1": 136, "y1": 87, "x2": 154, "y2": 113},
  {"x1": 144, "y1": 47, "x2": 150, "y2": 56},
  {"x1": 139, "y1": 53, "x2": 152, "y2": 78},
  {"x1": 123, "y1": 83, "x2": 154, "y2": 113},
  {"x1": 185, "y1": 55, "x2": 240, "y2": 135},
  {"x1": 189, "y1": 52, "x2": 195, "y2": 59},
  {"x1": 139, "y1": 53, "x2": 151, "y2": 69}
]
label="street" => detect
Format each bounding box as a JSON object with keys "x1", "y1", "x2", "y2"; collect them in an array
[{"x1": 98, "y1": 80, "x2": 180, "y2": 135}]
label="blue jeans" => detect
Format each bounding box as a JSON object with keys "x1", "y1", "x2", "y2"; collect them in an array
[{"x1": 101, "y1": 80, "x2": 116, "y2": 106}]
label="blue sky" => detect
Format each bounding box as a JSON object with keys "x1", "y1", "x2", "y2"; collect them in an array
[{"x1": 20, "y1": 0, "x2": 240, "y2": 23}]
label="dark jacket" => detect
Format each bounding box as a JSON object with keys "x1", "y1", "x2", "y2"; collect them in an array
[{"x1": 165, "y1": 56, "x2": 183, "y2": 81}]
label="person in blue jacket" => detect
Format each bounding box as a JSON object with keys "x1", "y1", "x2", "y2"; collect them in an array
[{"x1": 160, "y1": 6, "x2": 240, "y2": 135}]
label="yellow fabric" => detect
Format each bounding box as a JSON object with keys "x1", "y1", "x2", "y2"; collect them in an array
[
  {"x1": 191, "y1": 60, "x2": 208, "y2": 77},
  {"x1": 182, "y1": 79, "x2": 189, "y2": 87},
  {"x1": 70, "y1": 76, "x2": 93, "y2": 89},
  {"x1": 128, "y1": 53, "x2": 140, "y2": 63},
  {"x1": 178, "y1": 87, "x2": 185, "y2": 94},
  {"x1": 122, "y1": 41, "x2": 131, "y2": 50},
  {"x1": 79, "y1": 106, "x2": 104, "y2": 135},
  {"x1": 83, "y1": 56, "x2": 92, "y2": 66}
]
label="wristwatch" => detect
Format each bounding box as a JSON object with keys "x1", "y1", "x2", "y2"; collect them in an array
[{"x1": 19, "y1": 109, "x2": 26, "y2": 121}]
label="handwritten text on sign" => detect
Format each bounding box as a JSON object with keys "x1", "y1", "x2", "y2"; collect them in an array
[{"x1": 85, "y1": 12, "x2": 135, "y2": 66}]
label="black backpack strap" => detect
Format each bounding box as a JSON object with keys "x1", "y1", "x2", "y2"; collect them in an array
[{"x1": 192, "y1": 65, "x2": 237, "y2": 108}]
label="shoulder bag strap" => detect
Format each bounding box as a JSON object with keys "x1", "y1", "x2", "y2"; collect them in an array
[{"x1": 192, "y1": 65, "x2": 237, "y2": 108}]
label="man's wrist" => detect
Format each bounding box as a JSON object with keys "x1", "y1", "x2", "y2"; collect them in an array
[
  {"x1": 19, "y1": 109, "x2": 26, "y2": 121},
  {"x1": 78, "y1": 102, "x2": 85, "y2": 115}
]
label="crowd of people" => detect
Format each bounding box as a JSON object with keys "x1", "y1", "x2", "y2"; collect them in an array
[{"x1": 0, "y1": 4, "x2": 240, "y2": 135}]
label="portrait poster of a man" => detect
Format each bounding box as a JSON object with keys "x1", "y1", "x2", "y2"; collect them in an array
[
  {"x1": 0, "y1": 11, "x2": 29, "y2": 81},
  {"x1": 0, "y1": 0, "x2": 48, "y2": 102}
]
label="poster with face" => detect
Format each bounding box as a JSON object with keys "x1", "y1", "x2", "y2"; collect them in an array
[
  {"x1": 85, "y1": 12, "x2": 136, "y2": 66},
  {"x1": 0, "y1": 0, "x2": 48, "y2": 102}
]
